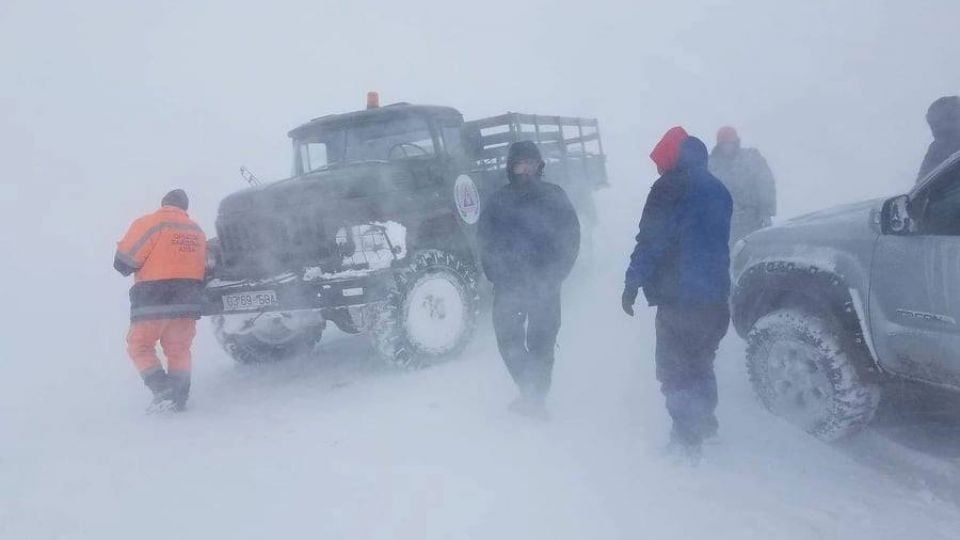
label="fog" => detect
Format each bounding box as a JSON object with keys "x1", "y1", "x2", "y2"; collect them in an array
[{"x1": 2, "y1": 0, "x2": 960, "y2": 538}]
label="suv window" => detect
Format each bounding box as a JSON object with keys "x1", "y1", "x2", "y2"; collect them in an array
[{"x1": 919, "y1": 165, "x2": 960, "y2": 235}]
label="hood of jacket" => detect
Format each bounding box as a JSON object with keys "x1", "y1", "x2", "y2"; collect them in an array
[
  {"x1": 506, "y1": 140, "x2": 545, "y2": 184},
  {"x1": 928, "y1": 96, "x2": 960, "y2": 139},
  {"x1": 676, "y1": 136, "x2": 709, "y2": 171},
  {"x1": 650, "y1": 126, "x2": 689, "y2": 175}
]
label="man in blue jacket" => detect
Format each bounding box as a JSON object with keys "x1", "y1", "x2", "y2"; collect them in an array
[{"x1": 622, "y1": 132, "x2": 733, "y2": 455}]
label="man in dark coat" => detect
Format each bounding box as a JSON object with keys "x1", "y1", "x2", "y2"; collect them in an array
[
  {"x1": 918, "y1": 96, "x2": 960, "y2": 182},
  {"x1": 477, "y1": 141, "x2": 581, "y2": 417},
  {"x1": 622, "y1": 131, "x2": 733, "y2": 456},
  {"x1": 708, "y1": 126, "x2": 776, "y2": 247}
]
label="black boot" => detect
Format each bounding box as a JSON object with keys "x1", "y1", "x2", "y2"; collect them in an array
[
  {"x1": 168, "y1": 372, "x2": 191, "y2": 412},
  {"x1": 508, "y1": 388, "x2": 550, "y2": 421},
  {"x1": 667, "y1": 427, "x2": 703, "y2": 465},
  {"x1": 143, "y1": 369, "x2": 172, "y2": 399},
  {"x1": 143, "y1": 369, "x2": 178, "y2": 413}
]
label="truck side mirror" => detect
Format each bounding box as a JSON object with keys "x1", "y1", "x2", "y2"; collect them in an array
[{"x1": 881, "y1": 195, "x2": 912, "y2": 235}]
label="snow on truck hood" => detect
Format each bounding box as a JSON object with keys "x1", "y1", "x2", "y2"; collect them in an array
[{"x1": 303, "y1": 221, "x2": 408, "y2": 281}]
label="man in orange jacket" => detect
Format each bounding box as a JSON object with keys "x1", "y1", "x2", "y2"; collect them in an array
[{"x1": 114, "y1": 189, "x2": 207, "y2": 411}]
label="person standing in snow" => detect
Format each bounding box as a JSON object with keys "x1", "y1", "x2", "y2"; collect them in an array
[
  {"x1": 477, "y1": 141, "x2": 581, "y2": 418},
  {"x1": 114, "y1": 190, "x2": 207, "y2": 412},
  {"x1": 917, "y1": 96, "x2": 960, "y2": 182},
  {"x1": 708, "y1": 126, "x2": 776, "y2": 247},
  {"x1": 621, "y1": 129, "x2": 732, "y2": 456}
]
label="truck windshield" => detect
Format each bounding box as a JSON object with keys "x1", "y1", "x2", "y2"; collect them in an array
[{"x1": 295, "y1": 115, "x2": 436, "y2": 174}]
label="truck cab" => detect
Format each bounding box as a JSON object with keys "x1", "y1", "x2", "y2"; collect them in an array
[{"x1": 289, "y1": 103, "x2": 471, "y2": 176}]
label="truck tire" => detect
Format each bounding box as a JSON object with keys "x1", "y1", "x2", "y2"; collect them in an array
[
  {"x1": 366, "y1": 249, "x2": 480, "y2": 368},
  {"x1": 213, "y1": 313, "x2": 324, "y2": 365},
  {"x1": 746, "y1": 308, "x2": 880, "y2": 441}
]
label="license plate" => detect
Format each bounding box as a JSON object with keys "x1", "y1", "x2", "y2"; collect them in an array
[{"x1": 222, "y1": 290, "x2": 279, "y2": 312}]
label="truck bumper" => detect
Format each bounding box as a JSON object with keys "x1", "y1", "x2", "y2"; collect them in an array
[{"x1": 202, "y1": 271, "x2": 394, "y2": 316}]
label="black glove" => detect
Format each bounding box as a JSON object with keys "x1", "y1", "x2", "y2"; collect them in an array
[
  {"x1": 114, "y1": 256, "x2": 135, "y2": 277},
  {"x1": 621, "y1": 287, "x2": 638, "y2": 316}
]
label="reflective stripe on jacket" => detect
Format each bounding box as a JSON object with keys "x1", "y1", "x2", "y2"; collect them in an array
[
  {"x1": 128, "y1": 279, "x2": 205, "y2": 321},
  {"x1": 115, "y1": 206, "x2": 207, "y2": 321}
]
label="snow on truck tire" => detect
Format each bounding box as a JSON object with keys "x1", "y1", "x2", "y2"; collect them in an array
[
  {"x1": 746, "y1": 308, "x2": 880, "y2": 441},
  {"x1": 366, "y1": 249, "x2": 480, "y2": 368}
]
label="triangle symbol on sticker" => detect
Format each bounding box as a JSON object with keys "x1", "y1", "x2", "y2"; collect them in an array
[{"x1": 462, "y1": 189, "x2": 476, "y2": 208}]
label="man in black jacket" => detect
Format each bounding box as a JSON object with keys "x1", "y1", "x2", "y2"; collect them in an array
[
  {"x1": 918, "y1": 96, "x2": 960, "y2": 182},
  {"x1": 477, "y1": 141, "x2": 580, "y2": 417}
]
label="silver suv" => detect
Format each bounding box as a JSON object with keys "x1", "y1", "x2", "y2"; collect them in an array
[{"x1": 731, "y1": 151, "x2": 960, "y2": 440}]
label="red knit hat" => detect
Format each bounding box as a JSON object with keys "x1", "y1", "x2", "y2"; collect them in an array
[
  {"x1": 716, "y1": 126, "x2": 740, "y2": 144},
  {"x1": 650, "y1": 126, "x2": 689, "y2": 175}
]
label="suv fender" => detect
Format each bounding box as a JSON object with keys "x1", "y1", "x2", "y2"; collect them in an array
[{"x1": 732, "y1": 255, "x2": 882, "y2": 381}]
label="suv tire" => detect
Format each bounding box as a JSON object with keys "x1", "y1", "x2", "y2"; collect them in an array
[
  {"x1": 747, "y1": 308, "x2": 880, "y2": 440},
  {"x1": 366, "y1": 249, "x2": 480, "y2": 368}
]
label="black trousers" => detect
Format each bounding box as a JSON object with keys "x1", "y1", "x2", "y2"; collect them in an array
[
  {"x1": 492, "y1": 286, "x2": 562, "y2": 401},
  {"x1": 655, "y1": 303, "x2": 730, "y2": 444}
]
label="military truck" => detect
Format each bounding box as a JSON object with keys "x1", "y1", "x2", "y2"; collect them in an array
[
  {"x1": 731, "y1": 150, "x2": 960, "y2": 440},
  {"x1": 203, "y1": 96, "x2": 607, "y2": 366}
]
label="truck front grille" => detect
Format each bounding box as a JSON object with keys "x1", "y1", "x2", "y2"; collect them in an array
[{"x1": 217, "y1": 212, "x2": 334, "y2": 276}]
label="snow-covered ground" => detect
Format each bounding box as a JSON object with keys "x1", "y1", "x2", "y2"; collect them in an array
[{"x1": 5, "y1": 227, "x2": 960, "y2": 539}]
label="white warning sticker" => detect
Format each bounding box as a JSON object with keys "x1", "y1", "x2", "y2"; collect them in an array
[{"x1": 454, "y1": 175, "x2": 481, "y2": 225}]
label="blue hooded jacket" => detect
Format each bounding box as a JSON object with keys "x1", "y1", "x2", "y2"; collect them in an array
[{"x1": 625, "y1": 137, "x2": 733, "y2": 305}]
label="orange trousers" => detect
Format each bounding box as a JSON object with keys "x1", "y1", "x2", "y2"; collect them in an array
[{"x1": 126, "y1": 318, "x2": 197, "y2": 376}]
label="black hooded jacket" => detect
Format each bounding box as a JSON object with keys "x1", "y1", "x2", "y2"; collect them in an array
[
  {"x1": 918, "y1": 96, "x2": 960, "y2": 182},
  {"x1": 477, "y1": 145, "x2": 580, "y2": 292}
]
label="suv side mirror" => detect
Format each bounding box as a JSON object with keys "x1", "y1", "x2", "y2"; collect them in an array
[{"x1": 881, "y1": 195, "x2": 912, "y2": 235}]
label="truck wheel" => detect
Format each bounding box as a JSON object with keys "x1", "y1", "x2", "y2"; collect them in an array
[
  {"x1": 366, "y1": 249, "x2": 480, "y2": 368},
  {"x1": 746, "y1": 309, "x2": 880, "y2": 441},
  {"x1": 213, "y1": 313, "x2": 324, "y2": 365}
]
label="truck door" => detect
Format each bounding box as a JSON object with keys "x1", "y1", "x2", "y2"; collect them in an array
[{"x1": 870, "y1": 157, "x2": 960, "y2": 387}]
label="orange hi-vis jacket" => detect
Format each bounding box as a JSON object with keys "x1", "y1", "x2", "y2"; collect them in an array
[{"x1": 115, "y1": 206, "x2": 207, "y2": 321}]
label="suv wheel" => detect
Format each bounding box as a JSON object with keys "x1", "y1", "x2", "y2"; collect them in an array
[
  {"x1": 746, "y1": 308, "x2": 880, "y2": 440},
  {"x1": 213, "y1": 313, "x2": 324, "y2": 364},
  {"x1": 366, "y1": 249, "x2": 480, "y2": 368}
]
